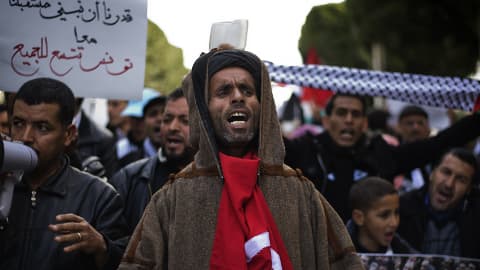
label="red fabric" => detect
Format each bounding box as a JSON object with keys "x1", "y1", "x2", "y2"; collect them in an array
[
  {"x1": 210, "y1": 152, "x2": 293, "y2": 270},
  {"x1": 474, "y1": 95, "x2": 480, "y2": 112},
  {"x1": 301, "y1": 47, "x2": 333, "y2": 108}
]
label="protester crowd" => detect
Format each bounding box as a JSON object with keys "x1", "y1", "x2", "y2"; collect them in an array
[{"x1": 1, "y1": 46, "x2": 480, "y2": 270}]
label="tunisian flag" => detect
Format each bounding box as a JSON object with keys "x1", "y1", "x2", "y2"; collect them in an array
[
  {"x1": 301, "y1": 47, "x2": 333, "y2": 108},
  {"x1": 210, "y1": 152, "x2": 293, "y2": 270}
]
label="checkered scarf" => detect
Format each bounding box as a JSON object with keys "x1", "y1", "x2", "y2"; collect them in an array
[{"x1": 265, "y1": 62, "x2": 480, "y2": 111}]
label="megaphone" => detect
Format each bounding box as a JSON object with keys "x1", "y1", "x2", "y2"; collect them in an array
[
  {"x1": 0, "y1": 137, "x2": 38, "y2": 173},
  {"x1": 0, "y1": 138, "x2": 38, "y2": 221}
]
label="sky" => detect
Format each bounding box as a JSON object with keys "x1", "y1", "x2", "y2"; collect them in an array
[{"x1": 147, "y1": 0, "x2": 344, "y2": 69}]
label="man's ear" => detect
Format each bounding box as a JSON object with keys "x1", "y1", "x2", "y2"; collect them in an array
[
  {"x1": 352, "y1": 209, "x2": 365, "y2": 226},
  {"x1": 361, "y1": 117, "x2": 368, "y2": 133},
  {"x1": 321, "y1": 116, "x2": 330, "y2": 130},
  {"x1": 64, "y1": 124, "x2": 77, "y2": 148}
]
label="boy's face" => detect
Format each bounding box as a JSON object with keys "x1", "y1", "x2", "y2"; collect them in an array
[{"x1": 353, "y1": 194, "x2": 400, "y2": 251}]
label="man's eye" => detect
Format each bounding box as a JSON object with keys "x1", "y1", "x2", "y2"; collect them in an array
[
  {"x1": 335, "y1": 109, "x2": 347, "y2": 117},
  {"x1": 240, "y1": 85, "x2": 254, "y2": 96},
  {"x1": 36, "y1": 123, "x2": 50, "y2": 132},
  {"x1": 351, "y1": 111, "x2": 363, "y2": 118},
  {"x1": 12, "y1": 120, "x2": 23, "y2": 128}
]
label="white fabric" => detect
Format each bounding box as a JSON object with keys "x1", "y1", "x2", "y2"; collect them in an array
[
  {"x1": 244, "y1": 231, "x2": 283, "y2": 269},
  {"x1": 245, "y1": 232, "x2": 270, "y2": 262},
  {"x1": 270, "y1": 248, "x2": 282, "y2": 270},
  {"x1": 411, "y1": 168, "x2": 425, "y2": 189}
]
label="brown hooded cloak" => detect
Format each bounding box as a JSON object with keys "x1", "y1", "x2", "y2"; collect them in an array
[{"x1": 118, "y1": 49, "x2": 364, "y2": 270}]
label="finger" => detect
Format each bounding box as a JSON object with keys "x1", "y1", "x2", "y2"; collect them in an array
[
  {"x1": 63, "y1": 239, "x2": 87, "y2": 253},
  {"x1": 54, "y1": 231, "x2": 83, "y2": 243},
  {"x1": 55, "y1": 213, "x2": 84, "y2": 223},
  {"x1": 48, "y1": 222, "x2": 85, "y2": 233}
]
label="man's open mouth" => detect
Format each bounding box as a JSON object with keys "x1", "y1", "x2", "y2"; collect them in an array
[{"x1": 227, "y1": 112, "x2": 248, "y2": 125}]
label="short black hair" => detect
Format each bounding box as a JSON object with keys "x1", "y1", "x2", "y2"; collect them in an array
[
  {"x1": 399, "y1": 105, "x2": 428, "y2": 121},
  {"x1": 167, "y1": 87, "x2": 185, "y2": 102},
  {"x1": 13, "y1": 78, "x2": 75, "y2": 127},
  {"x1": 434, "y1": 147, "x2": 479, "y2": 185},
  {"x1": 325, "y1": 93, "x2": 367, "y2": 116},
  {"x1": 349, "y1": 177, "x2": 398, "y2": 212}
]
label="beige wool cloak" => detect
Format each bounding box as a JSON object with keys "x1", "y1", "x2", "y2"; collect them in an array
[{"x1": 118, "y1": 49, "x2": 364, "y2": 270}]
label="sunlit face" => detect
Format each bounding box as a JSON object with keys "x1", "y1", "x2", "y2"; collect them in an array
[
  {"x1": 144, "y1": 103, "x2": 164, "y2": 148},
  {"x1": 398, "y1": 115, "x2": 430, "y2": 143},
  {"x1": 323, "y1": 96, "x2": 367, "y2": 147},
  {"x1": 429, "y1": 154, "x2": 474, "y2": 211},
  {"x1": 208, "y1": 67, "x2": 260, "y2": 157},
  {"x1": 107, "y1": 99, "x2": 128, "y2": 127},
  {"x1": 354, "y1": 194, "x2": 400, "y2": 252},
  {"x1": 160, "y1": 97, "x2": 191, "y2": 161},
  {"x1": 11, "y1": 100, "x2": 75, "y2": 179}
]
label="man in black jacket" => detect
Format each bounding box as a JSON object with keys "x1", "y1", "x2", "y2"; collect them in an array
[
  {"x1": 284, "y1": 93, "x2": 480, "y2": 221},
  {"x1": 398, "y1": 147, "x2": 480, "y2": 258},
  {"x1": 110, "y1": 87, "x2": 194, "y2": 233},
  {"x1": 0, "y1": 78, "x2": 128, "y2": 270},
  {"x1": 74, "y1": 98, "x2": 118, "y2": 178}
]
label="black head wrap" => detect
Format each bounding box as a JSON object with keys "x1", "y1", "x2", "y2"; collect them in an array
[
  {"x1": 192, "y1": 49, "x2": 262, "y2": 102},
  {"x1": 207, "y1": 50, "x2": 261, "y2": 98},
  {"x1": 190, "y1": 49, "x2": 262, "y2": 174}
]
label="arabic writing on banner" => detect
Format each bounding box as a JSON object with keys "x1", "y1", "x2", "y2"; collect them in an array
[
  {"x1": 0, "y1": 0, "x2": 147, "y2": 99},
  {"x1": 359, "y1": 253, "x2": 480, "y2": 270}
]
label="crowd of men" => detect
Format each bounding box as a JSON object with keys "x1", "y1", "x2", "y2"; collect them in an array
[{"x1": 1, "y1": 46, "x2": 480, "y2": 269}]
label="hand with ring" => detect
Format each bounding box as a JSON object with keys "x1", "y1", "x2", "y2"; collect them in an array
[
  {"x1": 76, "y1": 232, "x2": 83, "y2": 242},
  {"x1": 48, "y1": 213, "x2": 107, "y2": 254}
]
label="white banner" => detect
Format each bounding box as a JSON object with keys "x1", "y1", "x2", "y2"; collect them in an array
[{"x1": 0, "y1": 0, "x2": 147, "y2": 99}]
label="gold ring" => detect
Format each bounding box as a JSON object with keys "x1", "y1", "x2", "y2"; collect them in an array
[{"x1": 77, "y1": 232, "x2": 82, "y2": 241}]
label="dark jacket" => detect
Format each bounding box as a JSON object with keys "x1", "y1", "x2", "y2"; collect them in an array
[
  {"x1": 110, "y1": 154, "x2": 180, "y2": 234},
  {"x1": 77, "y1": 110, "x2": 118, "y2": 178},
  {"x1": 346, "y1": 220, "x2": 417, "y2": 254},
  {"x1": 284, "y1": 113, "x2": 480, "y2": 221},
  {"x1": 0, "y1": 158, "x2": 128, "y2": 270},
  {"x1": 398, "y1": 187, "x2": 480, "y2": 259}
]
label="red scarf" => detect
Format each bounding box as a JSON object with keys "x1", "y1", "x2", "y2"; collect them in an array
[{"x1": 210, "y1": 152, "x2": 293, "y2": 270}]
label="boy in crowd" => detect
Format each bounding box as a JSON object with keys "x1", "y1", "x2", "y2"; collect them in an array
[{"x1": 348, "y1": 177, "x2": 416, "y2": 254}]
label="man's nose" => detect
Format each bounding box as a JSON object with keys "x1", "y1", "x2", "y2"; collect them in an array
[
  {"x1": 444, "y1": 175, "x2": 456, "y2": 188},
  {"x1": 345, "y1": 112, "x2": 354, "y2": 122},
  {"x1": 20, "y1": 126, "x2": 34, "y2": 143},
  {"x1": 231, "y1": 88, "x2": 245, "y2": 103},
  {"x1": 169, "y1": 118, "x2": 180, "y2": 131}
]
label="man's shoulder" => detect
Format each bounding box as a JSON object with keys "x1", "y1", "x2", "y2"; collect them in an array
[
  {"x1": 111, "y1": 157, "x2": 154, "y2": 185},
  {"x1": 121, "y1": 157, "x2": 154, "y2": 175},
  {"x1": 64, "y1": 165, "x2": 117, "y2": 194}
]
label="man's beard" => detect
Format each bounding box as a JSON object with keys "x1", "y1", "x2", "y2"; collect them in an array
[{"x1": 165, "y1": 146, "x2": 195, "y2": 167}]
